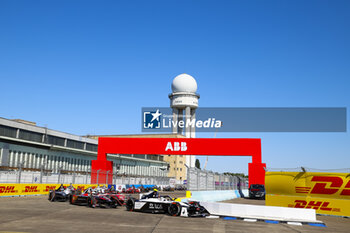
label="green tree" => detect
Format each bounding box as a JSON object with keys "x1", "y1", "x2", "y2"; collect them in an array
[{"x1": 195, "y1": 159, "x2": 201, "y2": 169}]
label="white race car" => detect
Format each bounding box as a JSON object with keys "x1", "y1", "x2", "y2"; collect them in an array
[{"x1": 125, "y1": 192, "x2": 209, "y2": 217}]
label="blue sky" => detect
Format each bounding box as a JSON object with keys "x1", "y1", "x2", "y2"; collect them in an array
[{"x1": 1, "y1": 0, "x2": 349, "y2": 174}]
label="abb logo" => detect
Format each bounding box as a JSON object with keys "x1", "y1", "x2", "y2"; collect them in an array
[
  {"x1": 23, "y1": 186, "x2": 39, "y2": 193},
  {"x1": 289, "y1": 200, "x2": 340, "y2": 212},
  {"x1": 44, "y1": 186, "x2": 57, "y2": 192},
  {"x1": 295, "y1": 176, "x2": 350, "y2": 195},
  {"x1": 165, "y1": 142, "x2": 187, "y2": 151},
  {"x1": 0, "y1": 186, "x2": 17, "y2": 193}
]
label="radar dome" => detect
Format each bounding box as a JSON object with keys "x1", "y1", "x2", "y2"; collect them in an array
[{"x1": 171, "y1": 74, "x2": 198, "y2": 93}]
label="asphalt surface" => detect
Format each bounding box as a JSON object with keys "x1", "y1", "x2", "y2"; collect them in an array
[{"x1": 0, "y1": 192, "x2": 349, "y2": 233}]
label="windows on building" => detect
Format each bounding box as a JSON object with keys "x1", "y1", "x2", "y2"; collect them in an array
[
  {"x1": 47, "y1": 135, "x2": 65, "y2": 146},
  {"x1": 18, "y1": 129, "x2": 43, "y2": 143},
  {"x1": 67, "y1": 139, "x2": 84, "y2": 150},
  {"x1": 86, "y1": 143, "x2": 98, "y2": 152},
  {"x1": 0, "y1": 125, "x2": 17, "y2": 138}
]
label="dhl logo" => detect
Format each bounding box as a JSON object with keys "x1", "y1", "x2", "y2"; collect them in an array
[
  {"x1": 295, "y1": 176, "x2": 350, "y2": 195},
  {"x1": 76, "y1": 186, "x2": 85, "y2": 190},
  {"x1": 23, "y1": 186, "x2": 39, "y2": 193},
  {"x1": 288, "y1": 200, "x2": 340, "y2": 212},
  {"x1": 0, "y1": 186, "x2": 18, "y2": 193},
  {"x1": 44, "y1": 186, "x2": 57, "y2": 192}
]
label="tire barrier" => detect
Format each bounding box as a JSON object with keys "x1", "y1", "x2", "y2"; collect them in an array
[{"x1": 265, "y1": 171, "x2": 350, "y2": 217}]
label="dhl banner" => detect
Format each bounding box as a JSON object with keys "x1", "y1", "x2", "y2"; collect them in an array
[
  {"x1": 0, "y1": 184, "x2": 105, "y2": 197},
  {"x1": 265, "y1": 172, "x2": 350, "y2": 217}
]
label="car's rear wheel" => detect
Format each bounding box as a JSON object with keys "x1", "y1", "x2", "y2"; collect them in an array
[
  {"x1": 49, "y1": 192, "x2": 55, "y2": 202},
  {"x1": 168, "y1": 203, "x2": 181, "y2": 216},
  {"x1": 126, "y1": 198, "x2": 135, "y2": 211},
  {"x1": 69, "y1": 195, "x2": 74, "y2": 204},
  {"x1": 88, "y1": 197, "x2": 96, "y2": 208}
]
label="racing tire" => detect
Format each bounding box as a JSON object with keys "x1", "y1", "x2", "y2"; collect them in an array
[
  {"x1": 49, "y1": 192, "x2": 55, "y2": 202},
  {"x1": 110, "y1": 199, "x2": 119, "y2": 208},
  {"x1": 87, "y1": 197, "x2": 91, "y2": 207},
  {"x1": 69, "y1": 195, "x2": 74, "y2": 204},
  {"x1": 168, "y1": 202, "x2": 181, "y2": 216},
  {"x1": 88, "y1": 197, "x2": 97, "y2": 208},
  {"x1": 125, "y1": 198, "x2": 135, "y2": 211}
]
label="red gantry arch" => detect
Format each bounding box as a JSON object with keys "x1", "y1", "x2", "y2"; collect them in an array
[{"x1": 91, "y1": 138, "x2": 266, "y2": 186}]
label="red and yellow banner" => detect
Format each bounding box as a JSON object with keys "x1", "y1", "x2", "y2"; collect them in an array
[
  {"x1": 266, "y1": 172, "x2": 350, "y2": 217},
  {"x1": 0, "y1": 184, "x2": 104, "y2": 197}
]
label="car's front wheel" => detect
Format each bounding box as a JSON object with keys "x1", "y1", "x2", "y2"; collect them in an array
[
  {"x1": 49, "y1": 192, "x2": 55, "y2": 202},
  {"x1": 88, "y1": 197, "x2": 96, "y2": 208},
  {"x1": 168, "y1": 202, "x2": 181, "y2": 216},
  {"x1": 125, "y1": 198, "x2": 135, "y2": 211},
  {"x1": 69, "y1": 195, "x2": 74, "y2": 204}
]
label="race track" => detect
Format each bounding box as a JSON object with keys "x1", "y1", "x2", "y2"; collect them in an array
[{"x1": 0, "y1": 192, "x2": 349, "y2": 233}]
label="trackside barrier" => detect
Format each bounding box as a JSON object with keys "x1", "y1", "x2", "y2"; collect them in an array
[
  {"x1": 107, "y1": 184, "x2": 163, "y2": 192},
  {"x1": 265, "y1": 172, "x2": 350, "y2": 217},
  {"x1": 108, "y1": 185, "x2": 125, "y2": 192},
  {"x1": 0, "y1": 184, "x2": 105, "y2": 197},
  {"x1": 182, "y1": 190, "x2": 248, "y2": 202},
  {"x1": 200, "y1": 202, "x2": 322, "y2": 224},
  {"x1": 124, "y1": 185, "x2": 157, "y2": 189}
]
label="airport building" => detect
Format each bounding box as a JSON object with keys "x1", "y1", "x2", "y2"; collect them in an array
[{"x1": 0, "y1": 117, "x2": 169, "y2": 178}]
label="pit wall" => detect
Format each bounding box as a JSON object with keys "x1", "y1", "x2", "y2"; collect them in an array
[
  {"x1": 183, "y1": 190, "x2": 249, "y2": 202},
  {"x1": 0, "y1": 184, "x2": 104, "y2": 197}
]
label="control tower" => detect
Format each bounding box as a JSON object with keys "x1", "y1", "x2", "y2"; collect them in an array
[{"x1": 169, "y1": 74, "x2": 200, "y2": 168}]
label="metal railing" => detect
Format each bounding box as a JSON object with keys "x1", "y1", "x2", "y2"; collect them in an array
[
  {"x1": 1, "y1": 164, "x2": 248, "y2": 191},
  {"x1": 186, "y1": 167, "x2": 248, "y2": 191},
  {"x1": 0, "y1": 165, "x2": 173, "y2": 186}
]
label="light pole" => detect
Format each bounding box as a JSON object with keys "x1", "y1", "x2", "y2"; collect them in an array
[
  {"x1": 106, "y1": 171, "x2": 110, "y2": 185},
  {"x1": 96, "y1": 169, "x2": 101, "y2": 185},
  {"x1": 18, "y1": 161, "x2": 25, "y2": 183},
  {"x1": 57, "y1": 166, "x2": 63, "y2": 184},
  {"x1": 40, "y1": 162, "x2": 47, "y2": 184}
]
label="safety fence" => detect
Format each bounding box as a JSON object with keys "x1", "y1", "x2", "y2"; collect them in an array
[
  {"x1": 1, "y1": 166, "x2": 248, "y2": 192},
  {"x1": 0, "y1": 170, "x2": 91, "y2": 184},
  {"x1": 0, "y1": 168, "x2": 174, "y2": 188},
  {"x1": 186, "y1": 167, "x2": 248, "y2": 191}
]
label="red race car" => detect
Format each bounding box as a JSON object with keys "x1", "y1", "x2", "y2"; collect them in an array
[{"x1": 124, "y1": 186, "x2": 141, "y2": 194}]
